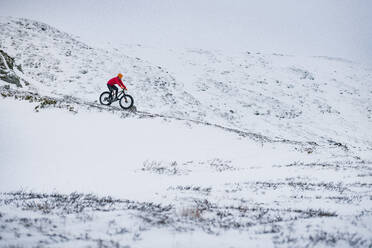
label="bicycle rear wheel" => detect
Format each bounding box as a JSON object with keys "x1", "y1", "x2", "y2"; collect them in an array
[
  {"x1": 119, "y1": 94, "x2": 134, "y2": 109},
  {"x1": 99, "y1": 92, "x2": 112, "y2": 105}
]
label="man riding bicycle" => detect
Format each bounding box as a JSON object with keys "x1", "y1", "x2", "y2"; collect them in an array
[{"x1": 107, "y1": 73, "x2": 127, "y2": 100}]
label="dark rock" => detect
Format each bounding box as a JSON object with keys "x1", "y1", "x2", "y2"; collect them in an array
[
  {"x1": 0, "y1": 49, "x2": 23, "y2": 87},
  {"x1": 0, "y1": 49, "x2": 15, "y2": 70},
  {"x1": 0, "y1": 73, "x2": 21, "y2": 87},
  {"x1": 16, "y1": 64, "x2": 23, "y2": 73}
]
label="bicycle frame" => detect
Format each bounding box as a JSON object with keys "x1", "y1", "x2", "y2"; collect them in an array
[{"x1": 111, "y1": 90, "x2": 127, "y2": 102}]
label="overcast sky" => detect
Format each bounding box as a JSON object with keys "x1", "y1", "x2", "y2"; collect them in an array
[{"x1": 0, "y1": 0, "x2": 371, "y2": 65}]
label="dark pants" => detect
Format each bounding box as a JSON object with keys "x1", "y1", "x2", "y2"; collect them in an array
[{"x1": 107, "y1": 84, "x2": 118, "y2": 98}]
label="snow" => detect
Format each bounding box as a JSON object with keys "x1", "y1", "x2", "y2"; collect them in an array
[
  {"x1": 1, "y1": 91, "x2": 372, "y2": 247},
  {"x1": 0, "y1": 98, "x2": 315, "y2": 200},
  {"x1": 0, "y1": 16, "x2": 372, "y2": 247}
]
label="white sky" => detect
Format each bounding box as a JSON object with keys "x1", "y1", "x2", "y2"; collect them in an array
[{"x1": 0, "y1": 0, "x2": 371, "y2": 65}]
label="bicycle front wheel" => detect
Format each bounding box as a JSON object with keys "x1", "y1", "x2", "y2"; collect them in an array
[
  {"x1": 119, "y1": 94, "x2": 134, "y2": 109},
  {"x1": 99, "y1": 92, "x2": 112, "y2": 105}
]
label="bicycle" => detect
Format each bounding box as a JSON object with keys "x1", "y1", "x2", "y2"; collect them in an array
[{"x1": 99, "y1": 89, "x2": 134, "y2": 109}]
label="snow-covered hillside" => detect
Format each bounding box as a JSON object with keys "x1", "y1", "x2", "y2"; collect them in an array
[
  {"x1": 1, "y1": 17, "x2": 371, "y2": 149},
  {"x1": 1, "y1": 17, "x2": 372, "y2": 248},
  {"x1": 119, "y1": 44, "x2": 372, "y2": 149},
  {"x1": 0, "y1": 17, "x2": 201, "y2": 118}
]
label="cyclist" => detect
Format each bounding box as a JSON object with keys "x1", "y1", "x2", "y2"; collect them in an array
[{"x1": 107, "y1": 73, "x2": 128, "y2": 100}]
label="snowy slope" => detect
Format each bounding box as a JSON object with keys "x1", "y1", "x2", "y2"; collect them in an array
[
  {"x1": 1, "y1": 17, "x2": 372, "y2": 248},
  {"x1": 118, "y1": 45, "x2": 372, "y2": 151},
  {"x1": 0, "y1": 17, "x2": 200, "y2": 118},
  {"x1": 1, "y1": 17, "x2": 371, "y2": 151},
  {"x1": 1, "y1": 87, "x2": 372, "y2": 248}
]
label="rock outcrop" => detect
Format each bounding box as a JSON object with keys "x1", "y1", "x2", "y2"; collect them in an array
[{"x1": 0, "y1": 49, "x2": 24, "y2": 87}]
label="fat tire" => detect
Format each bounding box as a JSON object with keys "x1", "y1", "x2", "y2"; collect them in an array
[
  {"x1": 119, "y1": 94, "x2": 134, "y2": 110},
  {"x1": 99, "y1": 92, "x2": 112, "y2": 105}
]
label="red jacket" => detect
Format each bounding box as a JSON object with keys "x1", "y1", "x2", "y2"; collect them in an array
[{"x1": 107, "y1": 77, "x2": 127, "y2": 89}]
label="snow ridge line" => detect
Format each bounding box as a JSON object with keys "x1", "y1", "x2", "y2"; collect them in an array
[{"x1": 1, "y1": 86, "x2": 318, "y2": 147}]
